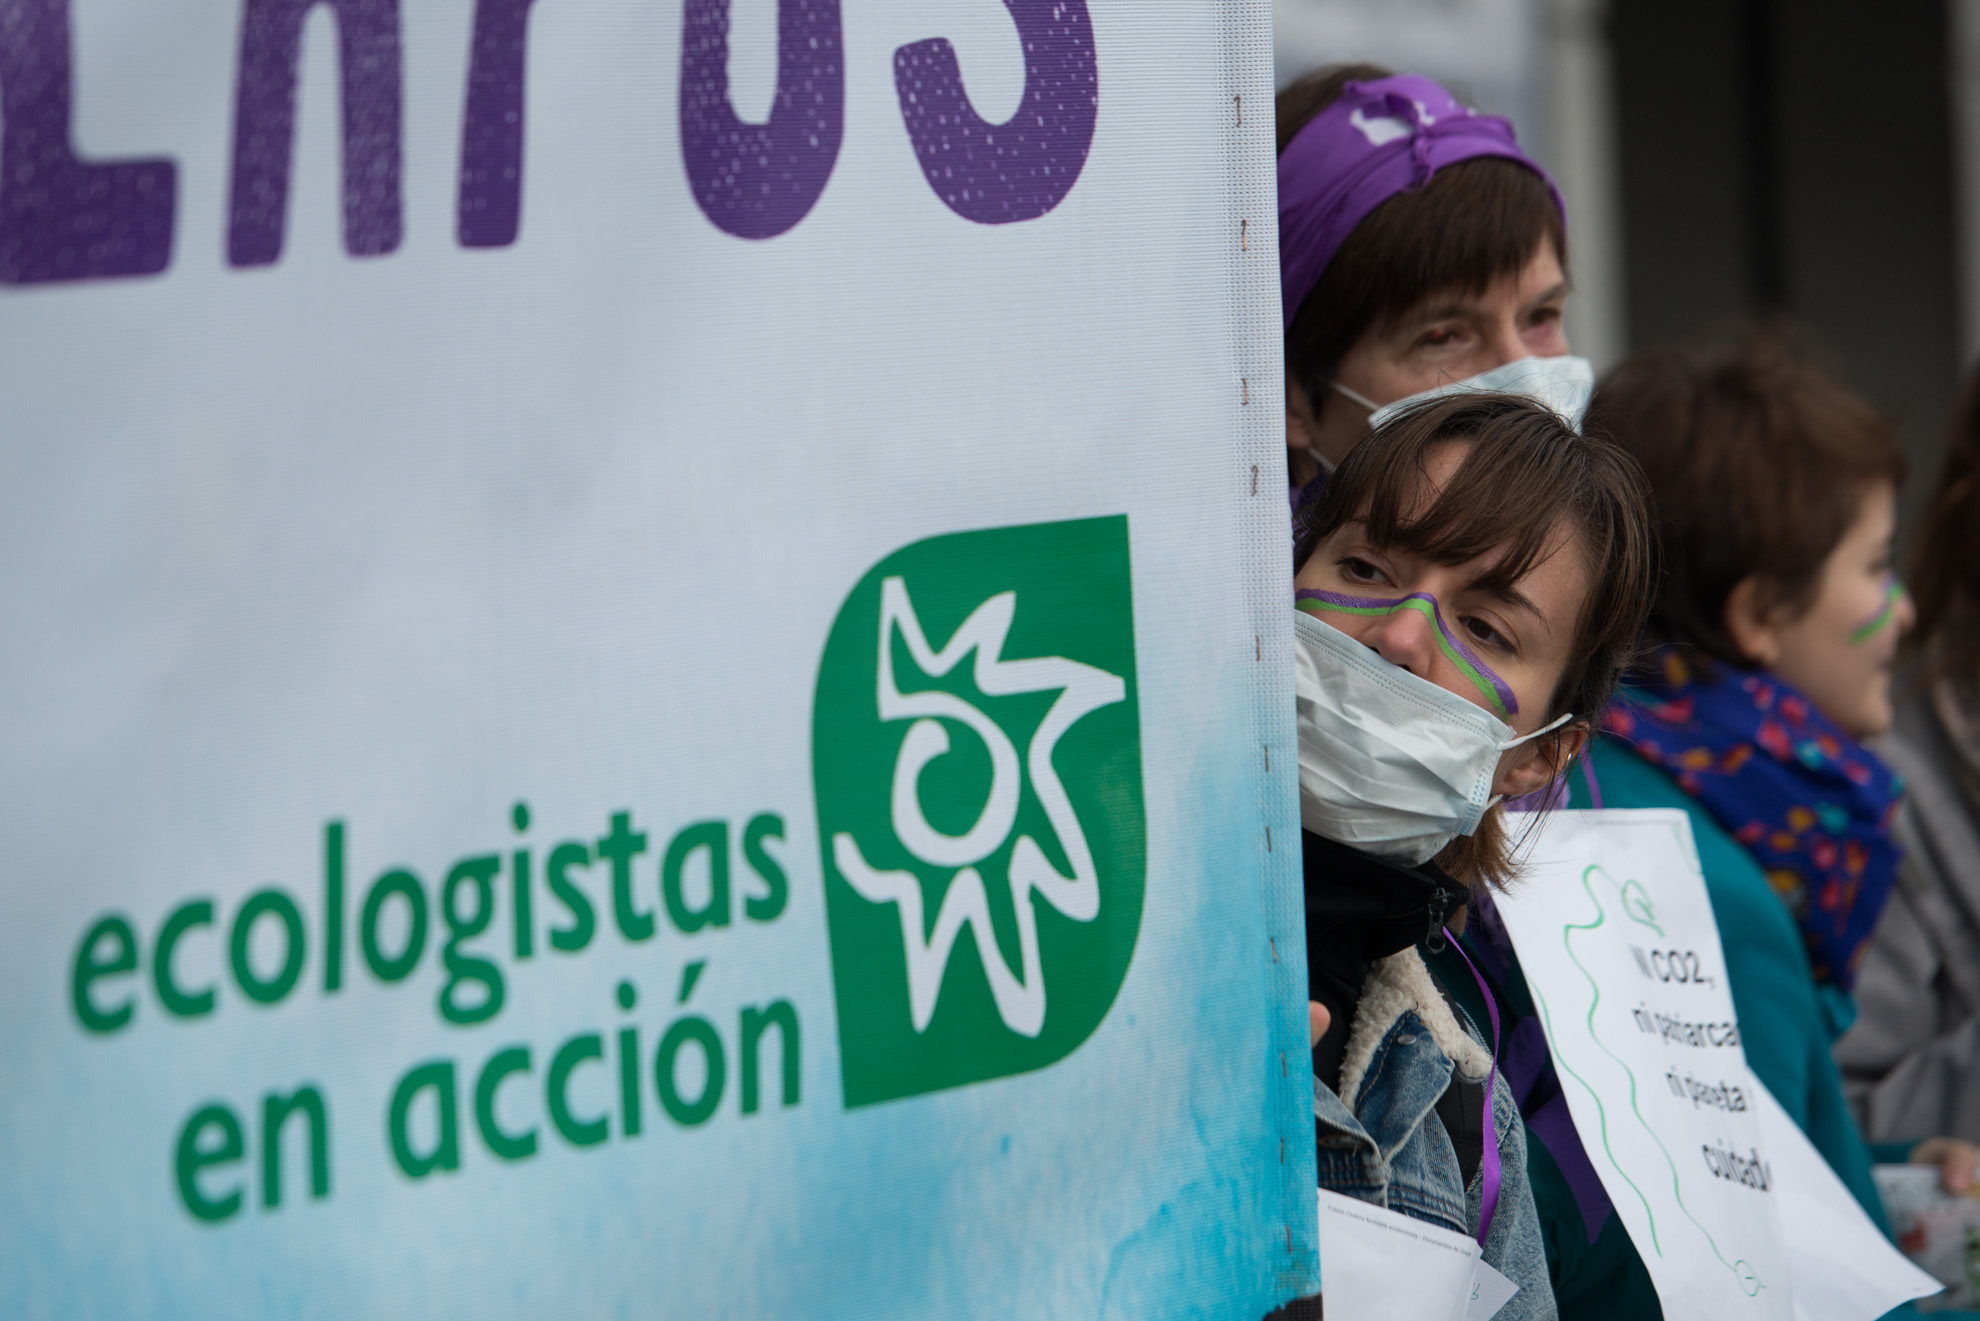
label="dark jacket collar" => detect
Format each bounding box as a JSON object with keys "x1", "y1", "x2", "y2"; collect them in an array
[{"x1": 1302, "y1": 830, "x2": 1468, "y2": 1091}]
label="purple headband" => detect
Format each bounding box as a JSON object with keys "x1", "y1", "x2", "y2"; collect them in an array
[{"x1": 1277, "y1": 74, "x2": 1565, "y2": 330}]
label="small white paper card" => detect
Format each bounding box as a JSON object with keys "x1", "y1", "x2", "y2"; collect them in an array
[
  {"x1": 1465, "y1": 1260, "x2": 1520, "y2": 1321},
  {"x1": 1318, "y1": 1188, "x2": 1510, "y2": 1321},
  {"x1": 1496, "y1": 809, "x2": 1792, "y2": 1321},
  {"x1": 1755, "y1": 1083, "x2": 1941, "y2": 1320}
]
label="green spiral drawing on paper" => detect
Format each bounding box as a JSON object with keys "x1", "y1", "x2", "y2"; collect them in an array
[{"x1": 1534, "y1": 863, "x2": 1764, "y2": 1298}]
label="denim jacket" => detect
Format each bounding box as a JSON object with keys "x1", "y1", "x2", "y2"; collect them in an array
[{"x1": 1316, "y1": 948, "x2": 1558, "y2": 1321}]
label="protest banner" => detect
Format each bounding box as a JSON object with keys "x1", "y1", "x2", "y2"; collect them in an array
[
  {"x1": 0, "y1": 0, "x2": 1311, "y2": 1314},
  {"x1": 1496, "y1": 808, "x2": 1936, "y2": 1321}
]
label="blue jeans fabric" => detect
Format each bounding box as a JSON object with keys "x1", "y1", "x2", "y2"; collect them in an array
[{"x1": 1315, "y1": 995, "x2": 1558, "y2": 1321}]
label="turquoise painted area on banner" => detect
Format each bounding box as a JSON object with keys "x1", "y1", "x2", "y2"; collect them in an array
[{"x1": 0, "y1": 0, "x2": 1312, "y2": 1316}]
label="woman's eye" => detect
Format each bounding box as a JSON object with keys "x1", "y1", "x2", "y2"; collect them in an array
[
  {"x1": 1338, "y1": 556, "x2": 1386, "y2": 584},
  {"x1": 1418, "y1": 327, "x2": 1461, "y2": 349},
  {"x1": 1464, "y1": 617, "x2": 1509, "y2": 651}
]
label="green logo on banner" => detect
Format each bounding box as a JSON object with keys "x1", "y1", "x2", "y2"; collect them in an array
[{"x1": 814, "y1": 517, "x2": 1146, "y2": 1107}]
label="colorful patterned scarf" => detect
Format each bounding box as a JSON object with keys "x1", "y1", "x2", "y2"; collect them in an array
[{"x1": 1602, "y1": 646, "x2": 1905, "y2": 990}]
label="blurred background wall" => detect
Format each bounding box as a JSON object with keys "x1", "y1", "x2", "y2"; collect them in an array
[{"x1": 1274, "y1": 0, "x2": 1971, "y2": 535}]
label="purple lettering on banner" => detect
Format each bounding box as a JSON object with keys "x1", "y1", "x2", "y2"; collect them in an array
[
  {"x1": 678, "y1": 0, "x2": 843, "y2": 241},
  {"x1": 893, "y1": 0, "x2": 1096, "y2": 225},
  {"x1": 0, "y1": 0, "x2": 175, "y2": 284},
  {"x1": 456, "y1": 0, "x2": 537, "y2": 248},
  {"x1": 227, "y1": 0, "x2": 403, "y2": 266}
]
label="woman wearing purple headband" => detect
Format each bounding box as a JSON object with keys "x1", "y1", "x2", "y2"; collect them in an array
[{"x1": 1276, "y1": 67, "x2": 1591, "y2": 511}]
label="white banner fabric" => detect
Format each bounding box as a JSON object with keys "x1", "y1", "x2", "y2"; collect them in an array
[{"x1": 0, "y1": 0, "x2": 1311, "y2": 1315}]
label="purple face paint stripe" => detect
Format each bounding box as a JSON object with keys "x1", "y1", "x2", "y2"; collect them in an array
[
  {"x1": 1296, "y1": 588, "x2": 1519, "y2": 718},
  {"x1": 1295, "y1": 587, "x2": 1408, "y2": 611},
  {"x1": 1296, "y1": 590, "x2": 1516, "y2": 717}
]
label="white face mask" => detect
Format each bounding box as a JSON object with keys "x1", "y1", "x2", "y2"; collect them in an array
[
  {"x1": 1291, "y1": 609, "x2": 1571, "y2": 865},
  {"x1": 1333, "y1": 354, "x2": 1596, "y2": 434}
]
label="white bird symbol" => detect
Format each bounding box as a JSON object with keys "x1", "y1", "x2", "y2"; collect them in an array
[{"x1": 832, "y1": 576, "x2": 1125, "y2": 1038}]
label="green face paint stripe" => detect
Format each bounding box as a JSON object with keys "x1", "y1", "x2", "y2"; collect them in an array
[
  {"x1": 1849, "y1": 577, "x2": 1904, "y2": 645},
  {"x1": 1295, "y1": 599, "x2": 1389, "y2": 616},
  {"x1": 1296, "y1": 595, "x2": 1513, "y2": 720},
  {"x1": 1393, "y1": 597, "x2": 1513, "y2": 720}
]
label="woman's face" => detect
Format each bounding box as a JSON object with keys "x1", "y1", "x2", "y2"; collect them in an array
[
  {"x1": 1294, "y1": 242, "x2": 1570, "y2": 473},
  {"x1": 1293, "y1": 441, "x2": 1592, "y2": 798},
  {"x1": 1728, "y1": 481, "x2": 1912, "y2": 740}
]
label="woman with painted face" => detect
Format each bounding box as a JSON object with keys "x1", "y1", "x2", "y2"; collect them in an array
[
  {"x1": 1567, "y1": 340, "x2": 1979, "y2": 1241},
  {"x1": 1277, "y1": 65, "x2": 1592, "y2": 516},
  {"x1": 1837, "y1": 365, "x2": 1980, "y2": 1159},
  {"x1": 1281, "y1": 390, "x2": 1653, "y2": 1321}
]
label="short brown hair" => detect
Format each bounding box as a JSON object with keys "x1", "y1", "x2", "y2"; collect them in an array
[
  {"x1": 1277, "y1": 65, "x2": 1567, "y2": 412},
  {"x1": 1907, "y1": 363, "x2": 1980, "y2": 681},
  {"x1": 1295, "y1": 392, "x2": 1657, "y2": 888},
  {"x1": 1585, "y1": 338, "x2": 1907, "y2": 667}
]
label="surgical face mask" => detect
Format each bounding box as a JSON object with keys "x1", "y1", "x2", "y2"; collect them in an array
[
  {"x1": 1291, "y1": 608, "x2": 1571, "y2": 865},
  {"x1": 1332, "y1": 354, "x2": 1596, "y2": 433}
]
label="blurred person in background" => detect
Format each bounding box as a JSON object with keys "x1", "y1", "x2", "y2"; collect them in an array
[
  {"x1": 1837, "y1": 364, "x2": 1980, "y2": 1164},
  {"x1": 1572, "y1": 338, "x2": 1978, "y2": 1233},
  {"x1": 1276, "y1": 65, "x2": 1593, "y2": 521},
  {"x1": 1442, "y1": 339, "x2": 1980, "y2": 1321}
]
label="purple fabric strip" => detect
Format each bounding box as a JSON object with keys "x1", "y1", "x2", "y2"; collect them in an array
[
  {"x1": 1578, "y1": 754, "x2": 1604, "y2": 810},
  {"x1": 1468, "y1": 886, "x2": 1517, "y2": 981},
  {"x1": 1443, "y1": 926, "x2": 1502, "y2": 1249},
  {"x1": 1471, "y1": 891, "x2": 1615, "y2": 1243},
  {"x1": 1468, "y1": 892, "x2": 1616, "y2": 1242},
  {"x1": 1505, "y1": 775, "x2": 1568, "y2": 812},
  {"x1": 1502, "y1": 1019, "x2": 1613, "y2": 1243},
  {"x1": 1528, "y1": 1091, "x2": 1615, "y2": 1245},
  {"x1": 1278, "y1": 74, "x2": 1564, "y2": 330}
]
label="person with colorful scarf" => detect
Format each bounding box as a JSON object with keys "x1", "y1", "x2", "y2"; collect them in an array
[
  {"x1": 1430, "y1": 340, "x2": 1978, "y2": 1321},
  {"x1": 1836, "y1": 362, "x2": 1980, "y2": 1160},
  {"x1": 1575, "y1": 339, "x2": 1978, "y2": 1246}
]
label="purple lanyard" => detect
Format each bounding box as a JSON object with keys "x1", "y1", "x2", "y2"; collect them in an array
[{"x1": 1443, "y1": 926, "x2": 1503, "y2": 1248}]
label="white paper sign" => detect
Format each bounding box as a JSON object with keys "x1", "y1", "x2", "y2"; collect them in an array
[
  {"x1": 1496, "y1": 810, "x2": 1791, "y2": 1320},
  {"x1": 1756, "y1": 1087, "x2": 1941, "y2": 1320},
  {"x1": 1316, "y1": 1189, "x2": 1518, "y2": 1321}
]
